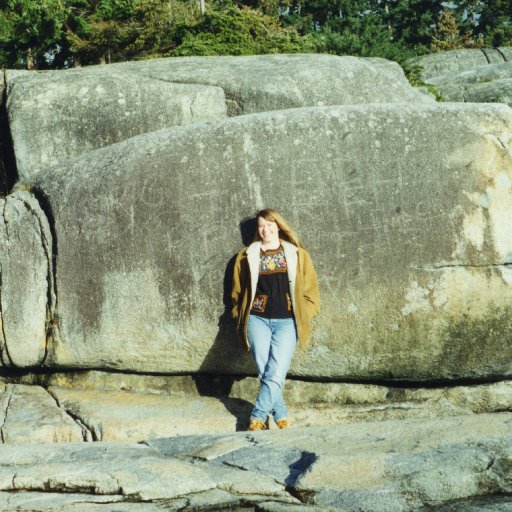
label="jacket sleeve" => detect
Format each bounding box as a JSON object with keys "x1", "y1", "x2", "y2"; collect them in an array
[
  {"x1": 231, "y1": 251, "x2": 243, "y2": 320},
  {"x1": 302, "y1": 249, "x2": 320, "y2": 316}
]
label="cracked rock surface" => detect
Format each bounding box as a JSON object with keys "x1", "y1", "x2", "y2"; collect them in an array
[
  {"x1": 2, "y1": 375, "x2": 512, "y2": 444},
  {"x1": 0, "y1": 384, "x2": 83, "y2": 443},
  {"x1": 1, "y1": 413, "x2": 512, "y2": 511}
]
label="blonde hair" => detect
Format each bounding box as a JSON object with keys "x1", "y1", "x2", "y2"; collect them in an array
[{"x1": 254, "y1": 208, "x2": 303, "y2": 248}]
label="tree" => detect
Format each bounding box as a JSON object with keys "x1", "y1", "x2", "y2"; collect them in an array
[
  {"x1": 431, "y1": 7, "x2": 479, "y2": 51},
  {"x1": 169, "y1": 5, "x2": 311, "y2": 56},
  {"x1": 0, "y1": 0, "x2": 68, "y2": 68},
  {"x1": 64, "y1": 0, "x2": 136, "y2": 65}
]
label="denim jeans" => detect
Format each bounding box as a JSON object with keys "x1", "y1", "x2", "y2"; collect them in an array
[{"x1": 247, "y1": 314, "x2": 297, "y2": 422}]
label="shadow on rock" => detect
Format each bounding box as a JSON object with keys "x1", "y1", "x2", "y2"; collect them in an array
[{"x1": 193, "y1": 216, "x2": 257, "y2": 431}]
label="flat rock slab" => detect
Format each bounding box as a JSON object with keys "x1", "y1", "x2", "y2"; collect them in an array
[
  {"x1": 2, "y1": 413, "x2": 508, "y2": 511},
  {"x1": 6, "y1": 69, "x2": 227, "y2": 180},
  {"x1": 48, "y1": 386, "x2": 253, "y2": 441},
  {"x1": 30, "y1": 102, "x2": 512, "y2": 381},
  {"x1": 0, "y1": 377, "x2": 509, "y2": 444},
  {"x1": 149, "y1": 412, "x2": 512, "y2": 511},
  {"x1": 0, "y1": 384, "x2": 83, "y2": 443},
  {"x1": 0, "y1": 440, "x2": 295, "y2": 510}
]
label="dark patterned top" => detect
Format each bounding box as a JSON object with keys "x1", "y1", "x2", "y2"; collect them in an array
[{"x1": 251, "y1": 246, "x2": 293, "y2": 319}]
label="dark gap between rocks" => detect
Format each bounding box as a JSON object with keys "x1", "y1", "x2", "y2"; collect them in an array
[
  {"x1": 0, "y1": 74, "x2": 18, "y2": 196},
  {"x1": 1, "y1": 369, "x2": 512, "y2": 392},
  {"x1": 30, "y1": 186, "x2": 60, "y2": 360}
]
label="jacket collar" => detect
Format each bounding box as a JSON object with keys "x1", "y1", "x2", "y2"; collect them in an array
[{"x1": 245, "y1": 240, "x2": 298, "y2": 307}]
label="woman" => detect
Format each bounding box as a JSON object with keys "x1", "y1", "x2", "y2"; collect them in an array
[{"x1": 231, "y1": 209, "x2": 320, "y2": 431}]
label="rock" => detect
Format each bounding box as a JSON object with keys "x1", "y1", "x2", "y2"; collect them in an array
[
  {"x1": 114, "y1": 54, "x2": 432, "y2": 116},
  {"x1": 0, "y1": 384, "x2": 84, "y2": 443},
  {"x1": 28, "y1": 102, "x2": 512, "y2": 381},
  {"x1": 424, "y1": 62, "x2": 512, "y2": 106},
  {"x1": 427, "y1": 62, "x2": 512, "y2": 88},
  {"x1": 0, "y1": 373, "x2": 511, "y2": 443},
  {"x1": 6, "y1": 68, "x2": 227, "y2": 181},
  {"x1": 418, "y1": 495, "x2": 512, "y2": 511},
  {"x1": 410, "y1": 48, "x2": 509, "y2": 81},
  {"x1": 0, "y1": 191, "x2": 53, "y2": 367},
  {"x1": 148, "y1": 412, "x2": 512, "y2": 511},
  {"x1": 0, "y1": 440, "x2": 295, "y2": 509},
  {"x1": 2, "y1": 413, "x2": 512, "y2": 510},
  {"x1": 48, "y1": 385, "x2": 252, "y2": 441},
  {"x1": 449, "y1": 78, "x2": 512, "y2": 106}
]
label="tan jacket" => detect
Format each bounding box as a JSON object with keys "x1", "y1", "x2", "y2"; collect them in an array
[{"x1": 231, "y1": 240, "x2": 320, "y2": 350}]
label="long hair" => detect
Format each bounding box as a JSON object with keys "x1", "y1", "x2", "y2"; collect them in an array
[{"x1": 253, "y1": 208, "x2": 303, "y2": 248}]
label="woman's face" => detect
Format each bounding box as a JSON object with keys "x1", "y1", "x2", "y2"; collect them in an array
[{"x1": 257, "y1": 216, "x2": 279, "y2": 245}]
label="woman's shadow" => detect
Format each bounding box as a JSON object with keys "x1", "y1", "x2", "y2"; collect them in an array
[{"x1": 193, "y1": 217, "x2": 257, "y2": 431}]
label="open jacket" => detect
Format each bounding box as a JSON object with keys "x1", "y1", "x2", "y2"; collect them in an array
[{"x1": 231, "y1": 240, "x2": 320, "y2": 350}]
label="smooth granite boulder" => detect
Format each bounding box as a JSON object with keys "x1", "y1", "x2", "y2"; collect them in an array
[
  {"x1": 411, "y1": 47, "x2": 510, "y2": 81},
  {"x1": 6, "y1": 69, "x2": 227, "y2": 181},
  {"x1": 0, "y1": 191, "x2": 53, "y2": 367},
  {"x1": 113, "y1": 54, "x2": 432, "y2": 116},
  {"x1": 27, "y1": 102, "x2": 512, "y2": 380}
]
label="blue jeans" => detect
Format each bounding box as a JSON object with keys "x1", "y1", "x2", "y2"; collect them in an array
[{"x1": 247, "y1": 315, "x2": 297, "y2": 422}]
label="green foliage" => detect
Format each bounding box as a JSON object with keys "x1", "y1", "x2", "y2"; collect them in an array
[
  {"x1": 0, "y1": 0, "x2": 68, "y2": 68},
  {"x1": 307, "y1": 13, "x2": 417, "y2": 66},
  {"x1": 0, "y1": 0, "x2": 510, "y2": 69},
  {"x1": 431, "y1": 7, "x2": 480, "y2": 52},
  {"x1": 169, "y1": 5, "x2": 310, "y2": 56}
]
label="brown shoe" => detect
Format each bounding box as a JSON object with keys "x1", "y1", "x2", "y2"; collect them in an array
[
  {"x1": 276, "y1": 418, "x2": 290, "y2": 429},
  {"x1": 247, "y1": 419, "x2": 268, "y2": 431}
]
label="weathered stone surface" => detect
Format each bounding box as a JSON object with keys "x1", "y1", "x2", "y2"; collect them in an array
[
  {"x1": 427, "y1": 62, "x2": 512, "y2": 88},
  {"x1": 48, "y1": 386, "x2": 252, "y2": 441},
  {"x1": 0, "y1": 440, "x2": 295, "y2": 509},
  {"x1": 410, "y1": 48, "x2": 509, "y2": 81},
  {"x1": 30, "y1": 102, "x2": 512, "y2": 381},
  {"x1": 0, "y1": 376, "x2": 511, "y2": 442},
  {"x1": 114, "y1": 54, "x2": 432, "y2": 117},
  {"x1": 1, "y1": 413, "x2": 511, "y2": 511},
  {"x1": 418, "y1": 495, "x2": 512, "y2": 511},
  {"x1": 0, "y1": 191, "x2": 53, "y2": 367},
  {"x1": 148, "y1": 413, "x2": 512, "y2": 511},
  {"x1": 6, "y1": 68, "x2": 227, "y2": 181},
  {"x1": 0, "y1": 384, "x2": 84, "y2": 443},
  {"x1": 424, "y1": 62, "x2": 512, "y2": 106}
]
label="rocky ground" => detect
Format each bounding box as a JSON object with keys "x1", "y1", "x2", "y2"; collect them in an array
[{"x1": 1, "y1": 372, "x2": 512, "y2": 511}]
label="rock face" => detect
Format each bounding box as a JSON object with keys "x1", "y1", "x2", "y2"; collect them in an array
[
  {"x1": 24, "y1": 101, "x2": 512, "y2": 380},
  {"x1": 4, "y1": 54, "x2": 431, "y2": 181},
  {"x1": 0, "y1": 191, "x2": 53, "y2": 367},
  {"x1": 6, "y1": 69, "x2": 227, "y2": 180}
]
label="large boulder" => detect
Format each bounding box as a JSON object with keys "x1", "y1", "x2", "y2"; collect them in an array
[
  {"x1": 6, "y1": 69, "x2": 227, "y2": 181},
  {"x1": 24, "y1": 101, "x2": 512, "y2": 381},
  {"x1": 114, "y1": 54, "x2": 432, "y2": 115},
  {"x1": 0, "y1": 191, "x2": 53, "y2": 367}
]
